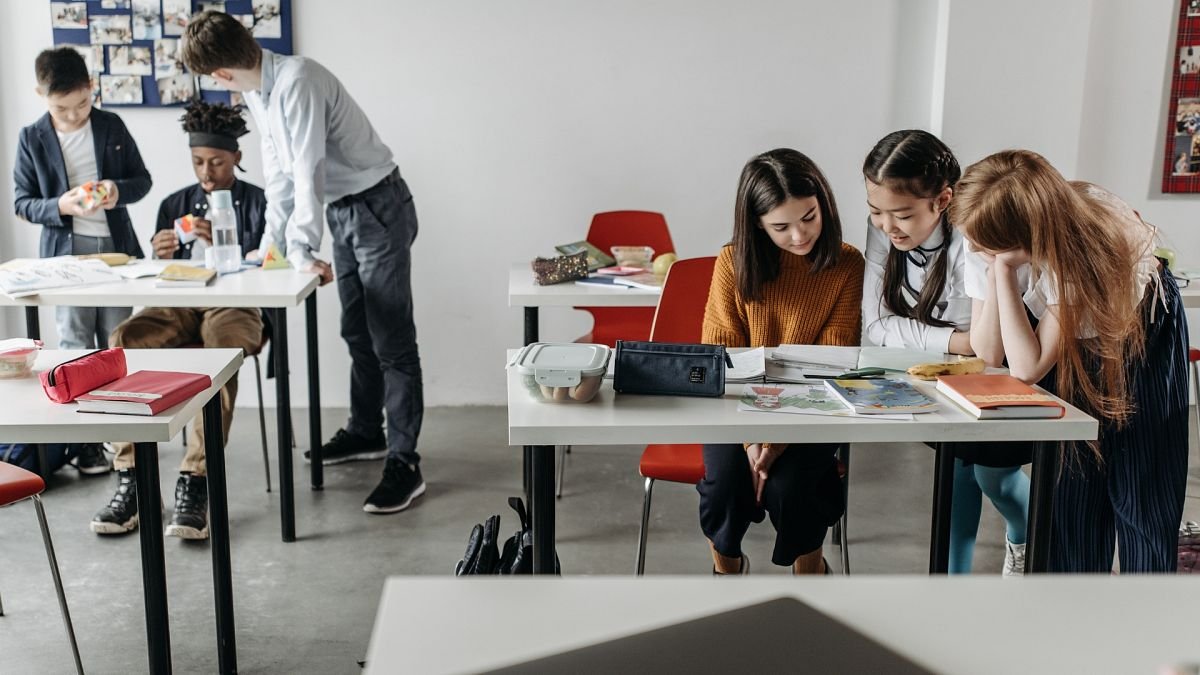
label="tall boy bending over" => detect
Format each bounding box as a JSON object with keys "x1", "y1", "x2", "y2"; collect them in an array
[{"x1": 182, "y1": 11, "x2": 426, "y2": 514}]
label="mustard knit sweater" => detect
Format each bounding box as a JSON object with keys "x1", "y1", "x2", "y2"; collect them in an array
[{"x1": 702, "y1": 242, "x2": 865, "y2": 349}]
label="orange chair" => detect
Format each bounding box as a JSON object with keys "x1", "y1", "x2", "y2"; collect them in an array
[
  {"x1": 632, "y1": 257, "x2": 851, "y2": 575},
  {"x1": 0, "y1": 462, "x2": 83, "y2": 674}
]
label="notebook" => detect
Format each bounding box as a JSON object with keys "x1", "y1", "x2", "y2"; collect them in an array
[
  {"x1": 824, "y1": 378, "x2": 939, "y2": 414},
  {"x1": 155, "y1": 263, "x2": 217, "y2": 288},
  {"x1": 485, "y1": 596, "x2": 933, "y2": 674},
  {"x1": 936, "y1": 374, "x2": 1065, "y2": 419},
  {"x1": 76, "y1": 370, "x2": 212, "y2": 416}
]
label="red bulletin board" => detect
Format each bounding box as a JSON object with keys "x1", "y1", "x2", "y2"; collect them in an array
[{"x1": 1164, "y1": 0, "x2": 1200, "y2": 192}]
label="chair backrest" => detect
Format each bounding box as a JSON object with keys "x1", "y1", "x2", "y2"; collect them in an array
[
  {"x1": 586, "y1": 211, "x2": 676, "y2": 259},
  {"x1": 649, "y1": 257, "x2": 718, "y2": 343}
]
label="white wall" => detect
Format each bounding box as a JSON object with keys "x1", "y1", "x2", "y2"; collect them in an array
[{"x1": 0, "y1": 1, "x2": 1192, "y2": 408}]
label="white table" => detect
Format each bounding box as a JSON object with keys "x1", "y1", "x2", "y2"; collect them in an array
[
  {"x1": 364, "y1": 576, "x2": 1200, "y2": 675},
  {"x1": 507, "y1": 351, "x2": 1099, "y2": 574},
  {"x1": 1179, "y1": 285, "x2": 1200, "y2": 308},
  {"x1": 0, "y1": 265, "x2": 322, "y2": 542},
  {"x1": 0, "y1": 349, "x2": 243, "y2": 675},
  {"x1": 507, "y1": 262, "x2": 660, "y2": 344}
]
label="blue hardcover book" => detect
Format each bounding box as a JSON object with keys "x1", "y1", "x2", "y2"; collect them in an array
[{"x1": 823, "y1": 378, "x2": 939, "y2": 414}]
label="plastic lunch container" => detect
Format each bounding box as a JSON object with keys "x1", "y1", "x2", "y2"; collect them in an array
[
  {"x1": 513, "y1": 342, "x2": 610, "y2": 403},
  {"x1": 610, "y1": 246, "x2": 654, "y2": 269},
  {"x1": 0, "y1": 338, "x2": 42, "y2": 379}
]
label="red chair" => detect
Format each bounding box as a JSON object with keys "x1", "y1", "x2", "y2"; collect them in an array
[
  {"x1": 632, "y1": 257, "x2": 851, "y2": 575},
  {"x1": 0, "y1": 462, "x2": 83, "y2": 674},
  {"x1": 575, "y1": 211, "x2": 676, "y2": 347}
]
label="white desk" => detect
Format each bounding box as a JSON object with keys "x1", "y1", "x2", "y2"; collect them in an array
[
  {"x1": 364, "y1": 576, "x2": 1200, "y2": 675},
  {"x1": 507, "y1": 262, "x2": 659, "y2": 343},
  {"x1": 0, "y1": 349, "x2": 243, "y2": 674},
  {"x1": 0, "y1": 265, "x2": 322, "y2": 543},
  {"x1": 1179, "y1": 285, "x2": 1200, "y2": 308},
  {"x1": 506, "y1": 350, "x2": 1099, "y2": 574}
]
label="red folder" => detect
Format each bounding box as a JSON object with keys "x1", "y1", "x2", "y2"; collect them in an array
[{"x1": 75, "y1": 370, "x2": 213, "y2": 416}]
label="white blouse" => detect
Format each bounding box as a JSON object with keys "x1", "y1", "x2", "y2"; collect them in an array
[{"x1": 862, "y1": 222, "x2": 972, "y2": 353}]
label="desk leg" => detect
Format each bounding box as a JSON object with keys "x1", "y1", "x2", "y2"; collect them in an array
[
  {"x1": 133, "y1": 442, "x2": 171, "y2": 674},
  {"x1": 928, "y1": 443, "x2": 954, "y2": 574},
  {"x1": 522, "y1": 308, "x2": 538, "y2": 503},
  {"x1": 306, "y1": 294, "x2": 323, "y2": 490},
  {"x1": 24, "y1": 306, "x2": 40, "y2": 340},
  {"x1": 530, "y1": 444, "x2": 556, "y2": 574},
  {"x1": 272, "y1": 308, "x2": 296, "y2": 543},
  {"x1": 1026, "y1": 442, "x2": 1056, "y2": 573},
  {"x1": 203, "y1": 397, "x2": 237, "y2": 674}
]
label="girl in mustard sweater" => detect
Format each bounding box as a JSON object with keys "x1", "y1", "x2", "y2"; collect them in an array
[{"x1": 700, "y1": 148, "x2": 864, "y2": 575}]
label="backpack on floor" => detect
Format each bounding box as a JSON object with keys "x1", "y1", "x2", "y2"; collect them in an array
[
  {"x1": 455, "y1": 497, "x2": 560, "y2": 575},
  {"x1": 1180, "y1": 522, "x2": 1200, "y2": 574},
  {"x1": 0, "y1": 443, "x2": 72, "y2": 475}
]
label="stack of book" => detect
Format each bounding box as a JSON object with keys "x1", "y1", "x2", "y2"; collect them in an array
[{"x1": 155, "y1": 263, "x2": 217, "y2": 288}]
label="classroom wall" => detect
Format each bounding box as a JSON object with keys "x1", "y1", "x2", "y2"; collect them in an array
[{"x1": 0, "y1": 1, "x2": 1195, "y2": 408}]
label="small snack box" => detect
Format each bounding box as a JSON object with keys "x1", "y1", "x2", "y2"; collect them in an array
[
  {"x1": 609, "y1": 246, "x2": 654, "y2": 269},
  {"x1": 174, "y1": 214, "x2": 199, "y2": 244},
  {"x1": 0, "y1": 338, "x2": 43, "y2": 379},
  {"x1": 513, "y1": 342, "x2": 610, "y2": 403}
]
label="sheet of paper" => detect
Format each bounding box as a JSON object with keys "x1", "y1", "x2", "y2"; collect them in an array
[
  {"x1": 0, "y1": 257, "x2": 123, "y2": 297},
  {"x1": 726, "y1": 346, "x2": 766, "y2": 382}
]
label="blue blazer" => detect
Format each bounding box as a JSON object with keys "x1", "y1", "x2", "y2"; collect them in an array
[{"x1": 13, "y1": 108, "x2": 152, "y2": 259}]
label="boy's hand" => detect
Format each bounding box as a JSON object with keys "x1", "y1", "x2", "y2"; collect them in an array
[
  {"x1": 151, "y1": 229, "x2": 179, "y2": 259},
  {"x1": 98, "y1": 180, "x2": 119, "y2": 209},
  {"x1": 58, "y1": 187, "x2": 97, "y2": 217},
  {"x1": 305, "y1": 259, "x2": 334, "y2": 286},
  {"x1": 192, "y1": 218, "x2": 213, "y2": 245}
]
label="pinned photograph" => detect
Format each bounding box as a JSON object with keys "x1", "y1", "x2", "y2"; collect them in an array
[
  {"x1": 163, "y1": 0, "x2": 190, "y2": 36},
  {"x1": 157, "y1": 74, "x2": 195, "y2": 105},
  {"x1": 155, "y1": 39, "x2": 182, "y2": 78},
  {"x1": 50, "y1": 2, "x2": 88, "y2": 30},
  {"x1": 101, "y1": 0, "x2": 131, "y2": 7},
  {"x1": 252, "y1": 0, "x2": 283, "y2": 38},
  {"x1": 100, "y1": 75, "x2": 143, "y2": 105},
  {"x1": 234, "y1": 14, "x2": 255, "y2": 30},
  {"x1": 1182, "y1": 45, "x2": 1200, "y2": 76},
  {"x1": 200, "y1": 1, "x2": 226, "y2": 12},
  {"x1": 1173, "y1": 135, "x2": 1196, "y2": 176},
  {"x1": 198, "y1": 75, "x2": 226, "y2": 91},
  {"x1": 108, "y1": 45, "x2": 153, "y2": 77},
  {"x1": 69, "y1": 44, "x2": 105, "y2": 74},
  {"x1": 132, "y1": 0, "x2": 163, "y2": 40},
  {"x1": 90, "y1": 14, "x2": 132, "y2": 44},
  {"x1": 1190, "y1": 0, "x2": 1200, "y2": 17},
  {"x1": 1176, "y1": 98, "x2": 1200, "y2": 135}
]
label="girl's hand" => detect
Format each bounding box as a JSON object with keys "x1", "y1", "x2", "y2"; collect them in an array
[
  {"x1": 745, "y1": 444, "x2": 765, "y2": 505},
  {"x1": 746, "y1": 443, "x2": 787, "y2": 504},
  {"x1": 993, "y1": 247, "x2": 1031, "y2": 269}
]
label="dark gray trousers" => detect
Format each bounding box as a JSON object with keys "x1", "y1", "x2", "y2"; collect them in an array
[{"x1": 326, "y1": 170, "x2": 424, "y2": 465}]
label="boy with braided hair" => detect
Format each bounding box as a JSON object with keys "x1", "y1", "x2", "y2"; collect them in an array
[{"x1": 92, "y1": 100, "x2": 267, "y2": 539}]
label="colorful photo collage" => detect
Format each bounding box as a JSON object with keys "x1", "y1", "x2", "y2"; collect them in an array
[{"x1": 48, "y1": 0, "x2": 290, "y2": 107}]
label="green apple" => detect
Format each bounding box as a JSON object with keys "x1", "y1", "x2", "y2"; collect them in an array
[
  {"x1": 1154, "y1": 246, "x2": 1176, "y2": 272},
  {"x1": 652, "y1": 252, "x2": 678, "y2": 277}
]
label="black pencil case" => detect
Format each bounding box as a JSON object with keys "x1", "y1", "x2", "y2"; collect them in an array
[{"x1": 612, "y1": 340, "x2": 732, "y2": 397}]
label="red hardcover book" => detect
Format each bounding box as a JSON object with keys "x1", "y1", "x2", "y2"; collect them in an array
[
  {"x1": 75, "y1": 370, "x2": 213, "y2": 416},
  {"x1": 936, "y1": 374, "x2": 1065, "y2": 419}
]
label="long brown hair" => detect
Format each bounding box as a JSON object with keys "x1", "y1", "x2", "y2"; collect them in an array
[
  {"x1": 733, "y1": 149, "x2": 843, "y2": 302},
  {"x1": 863, "y1": 130, "x2": 961, "y2": 327},
  {"x1": 949, "y1": 150, "x2": 1146, "y2": 439}
]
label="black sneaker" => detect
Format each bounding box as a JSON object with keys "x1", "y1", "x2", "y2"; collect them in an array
[
  {"x1": 72, "y1": 443, "x2": 111, "y2": 476},
  {"x1": 166, "y1": 473, "x2": 208, "y2": 540},
  {"x1": 363, "y1": 458, "x2": 426, "y2": 514},
  {"x1": 91, "y1": 469, "x2": 138, "y2": 534},
  {"x1": 304, "y1": 428, "x2": 388, "y2": 465}
]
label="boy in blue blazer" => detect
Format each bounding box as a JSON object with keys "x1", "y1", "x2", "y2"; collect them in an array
[{"x1": 12, "y1": 47, "x2": 152, "y2": 475}]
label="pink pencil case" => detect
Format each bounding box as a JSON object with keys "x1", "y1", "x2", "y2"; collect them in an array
[{"x1": 39, "y1": 348, "x2": 127, "y2": 403}]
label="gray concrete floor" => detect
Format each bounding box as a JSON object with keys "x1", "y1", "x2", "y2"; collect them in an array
[{"x1": 2, "y1": 406, "x2": 1199, "y2": 674}]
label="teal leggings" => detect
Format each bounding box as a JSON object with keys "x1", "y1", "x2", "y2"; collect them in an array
[{"x1": 949, "y1": 460, "x2": 1030, "y2": 574}]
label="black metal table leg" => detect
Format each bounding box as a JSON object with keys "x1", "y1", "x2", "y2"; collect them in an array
[
  {"x1": 929, "y1": 442, "x2": 955, "y2": 574},
  {"x1": 203, "y1": 396, "x2": 237, "y2": 674},
  {"x1": 272, "y1": 307, "x2": 295, "y2": 543},
  {"x1": 24, "y1": 306, "x2": 40, "y2": 340},
  {"x1": 306, "y1": 294, "x2": 323, "y2": 490},
  {"x1": 530, "y1": 444, "x2": 556, "y2": 574},
  {"x1": 523, "y1": 306, "x2": 538, "y2": 346},
  {"x1": 1026, "y1": 442, "x2": 1056, "y2": 573},
  {"x1": 133, "y1": 442, "x2": 171, "y2": 674},
  {"x1": 522, "y1": 307, "x2": 538, "y2": 503}
]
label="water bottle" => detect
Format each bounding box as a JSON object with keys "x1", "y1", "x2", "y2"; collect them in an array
[{"x1": 208, "y1": 189, "x2": 241, "y2": 274}]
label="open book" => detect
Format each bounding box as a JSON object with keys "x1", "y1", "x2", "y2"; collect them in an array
[
  {"x1": 737, "y1": 383, "x2": 913, "y2": 421},
  {"x1": 727, "y1": 346, "x2": 947, "y2": 383},
  {"x1": 0, "y1": 256, "x2": 122, "y2": 298}
]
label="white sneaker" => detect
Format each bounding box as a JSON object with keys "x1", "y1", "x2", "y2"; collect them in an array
[{"x1": 1003, "y1": 540, "x2": 1026, "y2": 577}]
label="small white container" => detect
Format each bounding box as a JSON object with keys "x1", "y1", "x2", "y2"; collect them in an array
[
  {"x1": 513, "y1": 342, "x2": 610, "y2": 403},
  {"x1": 0, "y1": 338, "x2": 42, "y2": 379}
]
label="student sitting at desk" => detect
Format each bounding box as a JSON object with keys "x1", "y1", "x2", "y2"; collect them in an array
[
  {"x1": 700, "y1": 148, "x2": 864, "y2": 575},
  {"x1": 91, "y1": 101, "x2": 266, "y2": 539}
]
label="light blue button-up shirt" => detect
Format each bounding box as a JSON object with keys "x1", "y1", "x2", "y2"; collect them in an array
[{"x1": 243, "y1": 49, "x2": 397, "y2": 267}]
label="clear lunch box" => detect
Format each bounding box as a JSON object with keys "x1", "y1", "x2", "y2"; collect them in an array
[{"x1": 512, "y1": 342, "x2": 611, "y2": 403}]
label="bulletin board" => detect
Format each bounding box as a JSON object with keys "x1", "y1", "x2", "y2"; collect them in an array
[
  {"x1": 1163, "y1": 0, "x2": 1200, "y2": 192},
  {"x1": 47, "y1": 0, "x2": 292, "y2": 108}
]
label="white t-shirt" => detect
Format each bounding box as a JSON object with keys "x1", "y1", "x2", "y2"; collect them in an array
[
  {"x1": 862, "y1": 223, "x2": 972, "y2": 352},
  {"x1": 963, "y1": 185, "x2": 1159, "y2": 333},
  {"x1": 55, "y1": 121, "x2": 109, "y2": 238}
]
